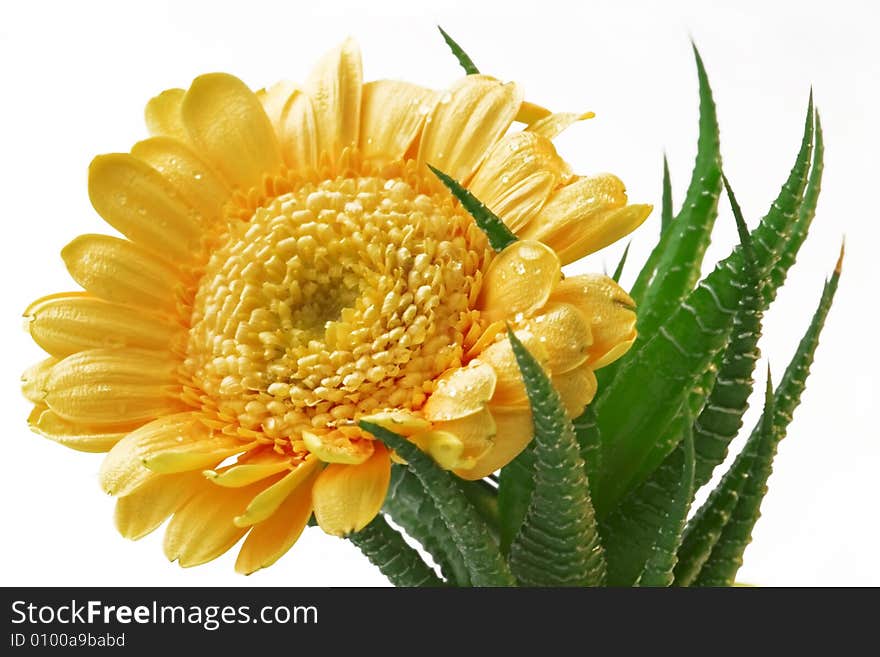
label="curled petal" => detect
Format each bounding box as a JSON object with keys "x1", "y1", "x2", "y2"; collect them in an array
[
  {"x1": 360, "y1": 80, "x2": 439, "y2": 161},
  {"x1": 480, "y1": 330, "x2": 550, "y2": 407},
  {"x1": 552, "y1": 365, "x2": 598, "y2": 418},
  {"x1": 305, "y1": 37, "x2": 363, "y2": 160},
  {"x1": 429, "y1": 407, "x2": 497, "y2": 469},
  {"x1": 422, "y1": 360, "x2": 497, "y2": 422},
  {"x1": 525, "y1": 302, "x2": 593, "y2": 374},
  {"x1": 234, "y1": 457, "x2": 320, "y2": 527},
  {"x1": 181, "y1": 73, "x2": 282, "y2": 190},
  {"x1": 235, "y1": 471, "x2": 316, "y2": 574},
  {"x1": 454, "y1": 407, "x2": 533, "y2": 480},
  {"x1": 358, "y1": 410, "x2": 431, "y2": 436},
  {"x1": 526, "y1": 111, "x2": 594, "y2": 140},
  {"x1": 205, "y1": 460, "x2": 292, "y2": 488},
  {"x1": 312, "y1": 445, "x2": 391, "y2": 537},
  {"x1": 469, "y1": 132, "x2": 567, "y2": 232},
  {"x1": 477, "y1": 240, "x2": 561, "y2": 323},
  {"x1": 257, "y1": 79, "x2": 298, "y2": 133},
  {"x1": 555, "y1": 204, "x2": 653, "y2": 265},
  {"x1": 418, "y1": 75, "x2": 523, "y2": 184},
  {"x1": 279, "y1": 90, "x2": 319, "y2": 171},
  {"x1": 302, "y1": 430, "x2": 374, "y2": 464},
  {"x1": 144, "y1": 88, "x2": 187, "y2": 141},
  {"x1": 550, "y1": 274, "x2": 638, "y2": 368},
  {"x1": 21, "y1": 357, "x2": 56, "y2": 403}
]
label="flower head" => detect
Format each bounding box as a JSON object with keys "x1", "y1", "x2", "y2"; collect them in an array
[{"x1": 22, "y1": 38, "x2": 648, "y2": 573}]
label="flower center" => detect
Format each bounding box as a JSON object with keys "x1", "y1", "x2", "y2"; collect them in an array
[{"x1": 182, "y1": 174, "x2": 490, "y2": 452}]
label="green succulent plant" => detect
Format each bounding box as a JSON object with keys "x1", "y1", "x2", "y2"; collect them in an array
[{"x1": 348, "y1": 28, "x2": 840, "y2": 587}]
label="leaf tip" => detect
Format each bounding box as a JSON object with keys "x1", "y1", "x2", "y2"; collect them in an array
[{"x1": 835, "y1": 239, "x2": 845, "y2": 275}]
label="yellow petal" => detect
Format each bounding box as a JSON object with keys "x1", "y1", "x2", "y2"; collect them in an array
[
  {"x1": 480, "y1": 330, "x2": 550, "y2": 407},
  {"x1": 515, "y1": 100, "x2": 552, "y2": 124},
  {"x1": 234, "y1": 457, "x2": 320, "y2": 527},
  {"x1": 256, "y1": 79, "x2": 297, "y2": 133},
  {"x1": 552, "y1": 365, "x2": 598, "y2": 418},
  {"x1": 527, "y1": 111, "x2": 595, "y2": 140},
  {"x1": 411, "y1": 431, "x2": 465, "y2": 470},
  {"x1": 526, "y1": 302, "x2": 593, "y2": 374},
  {"x1": 278, "y1": 89, "x2": 319, "y2": 171},
  {"x1": 164, "y1": 478, "x2": 276, "y2": 568},
  {"x1": 550, "y1": 274, "x2": 638, "y2": 369},
  {"x1": 418, "y1": 75, "x2": 523, "y2": 184},
  {"x1": 205, "y1": 460, "x2": 291, "y2": 487},
  {"x1": 99, "y1": 413, "x2": 239, "y2": 494},
  {"x1": 468, "y1": 132, "x2": 567, "y2": 232},
  {"x1": 422, "y1": 360, "x2": 497, "y2": 422},
  {"x1": 305, "y1": 37, "x2": 363, "y2": 160},
  {"x1": 61, "y1": 234, "x2": 182, "y2": 312},
  {"x1": 477, "y1": 240, "x2": 561, "y2": 323},
  {"x1": 302, "y1": 430, "x2": 374, "y2": 464},
  {"x1": 25, "y1": 292, "x2": 181, "y2": 358},
  {"x1": 454, "y1": 407, "x2": 533, "y2": 480},
  {"x1": 312, "y1": 445, "x2": 391, "y2": 537},
  {"x1": 144, "y1": 88, "x2": 187, "y2": 141},
  {"x1": 88, "y1": 153, "x2": 203, "y2": 263},
  {"x1": 359, "y1": 80, "x2": 439, "y2": 161},
  {"x1": 520, "y1": 174, "x2": 630, "y2": 263},
  {"x1": 359, "y1": 410, "x2": 431, "y2": 436},
  {"x1": 21, "y1": 357, "x2": 56, "y2": 403},
  {"x1": 432, "y1": 407, "x2": 497, "y2": 468},
  {"x1": 181, "y1": 73, "x2": 282, "y2": 190},
  {"x1": 130, "y1": 137, "x2": 229, "y2": 225},
  {"x1": 115, "y1": 471, "x2": 202, "y2": 540},
  {"x1": 27, "y1": 404, "x2": 135, "y2": 453},
  {"x1": 235, "y1": 472, "x2": 316, "y2": 574},
  {"x1": 555, "y1": 204, "x2": 653, "y2": 265},
  {"x1": 46, "y1": 348, "x2": 182, "y2": 426}
]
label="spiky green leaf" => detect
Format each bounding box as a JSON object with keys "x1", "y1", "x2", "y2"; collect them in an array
[
  {"x1": 383, "y1": 466, "x2": 471, "y2": 585},
  {"x1": 349, "y1": 514, "x2": 444, "y2": 587},
  {"x1": 497, "y1": 446, "x2": 535, "y2": 555},
  {"x1": 633, "y1": 45, "x2": 723, "y2": 342},
  {"x1": 676, "y1": 256, "x2": 842, "y2": 585},
  {"x1": 437, "y1": 26, "x2": 480, "y2": 75},
  {"x1": 612, "y1": 242, "x2": 631, "y2": 283},
  {"x1": 661, "y1": 154, "x2": 674, "y2": 233},
  {"x1": 592, "y1": 99, "x2": 815, "y2": 516},
  {"x1": 636, "y1": 422, "x2": 695, "y2": 587},
  {"x1": 428, "y1": 164, "x2": 517, "y2": 251},
  {"x1": 506, "y1": 330, "x2": 606, "y2": 586},
  {"x1": 360, "y1": 421, "x2": 514, "y2": 586}
]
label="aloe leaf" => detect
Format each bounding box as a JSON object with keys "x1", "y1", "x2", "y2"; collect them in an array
[
  {"x1": 383, "y1": 466, "x2": 471, "y2": 585},
  {"x1": 437, "y1": 26, "x2": 480, "y2": 75},
  {"x1": 592, "y1": 99, "x2": 815, "y2": 516},
  {"x1": 628, "y1": 156, "x2": 676, "y2": 308},
  {"x1": 348, "y1": 514, "x2": 444, "y2": 586},
  {"x1": 599, "y1": 413, "x2": 689, "y2": 585},
  {"x1": 764, "y1": 110, "x2": 824, "y2": 307},
  {"x1": 505, "y1": 330, "x2": 606, "y2": 586},
  {"x1": 360, "y1": 421, "x2": 514, "y2": 586},
  {"x1": 676, "y1": 254, "x2": 842, "y2": 585},
  {"x1": 499, "y1": 404, "x2": 602, "y2": 556},
  {"x1": 611, "y1": 242, "x2": 631, "y2": 283},
  {"x1": 428, "y1": 164, "x2": 517, "y2": 251},
  {"x1": 692, "y1": 377, "x2": 776, "y2": 586},
  {"x1": 497, "y1": 446, "x2": 535, "y2": 554},
  {"x1": 635, "y1": 422, "x2": 695, "y2": 587},
  {"x1": 633, "y1": 45, "x2": 723, "y2": 342},
  {"x1": 661, "y1": 154, "x2": 674, "y2": 233}
]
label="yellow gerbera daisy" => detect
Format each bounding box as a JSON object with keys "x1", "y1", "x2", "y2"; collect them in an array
[{"x1": 21, "y1": 38, "x2": 649, "y2": 574}]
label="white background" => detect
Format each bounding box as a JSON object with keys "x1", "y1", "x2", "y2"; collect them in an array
[{"x1": 1, "y1": 0, "x2": 877, "y2": 587}]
